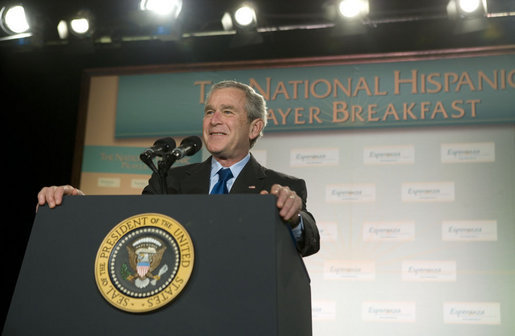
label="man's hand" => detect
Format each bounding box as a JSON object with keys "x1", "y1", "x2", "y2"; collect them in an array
[
  {"x1": 37, "y1": 185, "x2": 84, "y2": 210},
  {"x1": 260, "y1": 184, "x2": 302, "y2": 227}
]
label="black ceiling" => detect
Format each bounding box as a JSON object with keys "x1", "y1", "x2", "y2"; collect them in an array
[{"x1": 1, "y1": 0, "x2": 514, "y2": 56}]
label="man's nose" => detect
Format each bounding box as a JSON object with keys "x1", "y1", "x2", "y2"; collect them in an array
[{"x1": 210, "y1": 110, "x2": 222, "y2": 124}]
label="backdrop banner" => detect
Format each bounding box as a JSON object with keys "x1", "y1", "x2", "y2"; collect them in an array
[{"x1": 115, "y1": 53, "x2": 515, "y2": 137}]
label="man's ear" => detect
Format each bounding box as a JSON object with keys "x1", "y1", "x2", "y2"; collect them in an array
[{"x1": 249, "y1": 118, "x2": 264, "y2": 140}]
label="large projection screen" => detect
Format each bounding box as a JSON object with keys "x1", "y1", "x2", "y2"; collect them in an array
[{"x1": 73, "y1": 46, "x2": 515, "y2": 336}]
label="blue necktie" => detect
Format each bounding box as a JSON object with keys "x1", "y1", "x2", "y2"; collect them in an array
[{"x1": 210, "y1": 168, "x2": 233, "y2": 194}]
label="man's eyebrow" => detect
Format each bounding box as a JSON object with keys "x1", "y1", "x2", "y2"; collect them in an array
[{"x1": 204, "y1": 104, "x2": 235, "y2": 111}]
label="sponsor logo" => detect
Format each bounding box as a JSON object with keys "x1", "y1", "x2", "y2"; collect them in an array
[
  {"x1": 441, "y1": 142, "x2": 495, "y2": 163},
  {"x1": 363, "y1": 221, "x2": 415, "y2": 242},
  {"x1": 326, "y1": 184, "x2": 376, "y2": 202},
  {"x1": 94, "y1": 213, "x2": 194, "y2": 313},
  {"x1": 97, "y1": 177, "x2": 121, "y2": 188},
  {"x1": 324, "y1": 260, "x2": 375, "y2": 281},
  {"x1": 290, "y1": 148, "x2": 339, "y2": 167},
  {"x1": 362, "y1": 301, "x2": 416, "y2": 323},
  {"x1": 402, "y1": 260, "x2": 456, "y2": 282},
  {"x1": 402, "y1": 182, "x2": 455, "y2": 202},
  {"x1": 442, "y1": 220, "x2": 497, "y2": 241},
  {"x1": 443, "y1": 302, "x2": 501, "y2": 325},
  {"x1": 364, "y1": 145, "x2": 415, "y2": 165}
]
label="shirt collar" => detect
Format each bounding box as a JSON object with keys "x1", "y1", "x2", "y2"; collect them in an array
[{"x1": 210, "y1": 153, "x2": 251, "y2": 180}]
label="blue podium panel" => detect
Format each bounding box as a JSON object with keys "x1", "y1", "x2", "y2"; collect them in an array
[{"x1": 3, "y1": 195, "x2": 311, "y2": 336}]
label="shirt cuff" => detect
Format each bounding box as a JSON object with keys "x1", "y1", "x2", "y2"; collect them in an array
[{"x1": 291, "y1": 214, "x2": 304, "y2": 242}]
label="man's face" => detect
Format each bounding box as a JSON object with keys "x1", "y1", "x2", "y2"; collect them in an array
[{"x1": 202, "y1": 87, "x2": 262, "y2": 164}]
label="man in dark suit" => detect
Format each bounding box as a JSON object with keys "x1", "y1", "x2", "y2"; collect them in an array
[{"x1": 38, "y1": 80, "x2": 320, "y2": 257}]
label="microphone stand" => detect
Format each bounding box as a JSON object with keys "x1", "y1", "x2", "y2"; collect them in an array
[
  {"x1": 156, "y1": 152, "x2": 179, "y2": 194},
  {"x1": 140, "y1": 152, "x2": 158, "y2": 175},
  {"x1": 140, "y1": 151, "x2": 179, "y2": 194}
]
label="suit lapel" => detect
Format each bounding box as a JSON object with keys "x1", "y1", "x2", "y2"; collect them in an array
[
  {"x1": 180, "y1": 157, "x2": 212, "y2": 194},
  {"x1": 230, "y1": 154, "x2": 267, "y2": 194}
]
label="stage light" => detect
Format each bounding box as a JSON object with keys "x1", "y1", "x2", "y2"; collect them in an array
[
  {"x1": 458, "y1": 0, "x2": 482, "y2": 14},
  {"x1": 68, "y1": 10, "x2": 94, "y2": 37},
  {"x1": 70, "y1": 18, "x2": 89, "y2": 35},
  {"x1": 447, "y1": 0, "x2": 487, "y2": 33},
  {"x1": 324, "y1": 0, "x2": 369, "y2": 35},
  {"x1": 127, "y1": 0, "x2": 184, "y2": 42},
  {"x1": 55, "y1": 9, "x2": 94, "y2": 41},
  {"x1": 337, "y1": 0, "x2": 369, "y2": 19},
  {"x1": 57, "y1": 20, "x2": 68, "y2": 39},
  {"x1": 234, "y1": 5, "x2": 256, "y2": 27},
  {"x1": 221, "y1": 12, "x2": 233, "y2": 31},
  {"x1": 447, "y1": 0, "x2": 487, "y2": 18},
  {"x1": 0, "y1": 4, "x2": 29, "y2": 34},
  {"x1": 221, "y1": 2, "x2": 261, "y2": 47},
  {"x1": 139, "y1": 0, "x2": 182, "y2": 18},
  {"x1": 221, "y1": 2, "x2": 258, "y2": 31}
]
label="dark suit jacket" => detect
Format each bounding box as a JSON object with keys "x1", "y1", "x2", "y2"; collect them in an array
[{"x1": 142, "y1": 154, "x2": 320, "y2": 257}]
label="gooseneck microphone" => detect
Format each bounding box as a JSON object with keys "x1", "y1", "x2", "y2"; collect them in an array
[
  {"x1": 139, "y1": 136, "x2": 202, "y2": 194},
  {"x1": 171, "y1": 136, "x2": 203, "y2": 160},
  {"x1": 140, "y1": 137, "x2": 176, "y2": 160},
  {"x1": 139, "y1": 137, "x2": 176, "y2": 175}
]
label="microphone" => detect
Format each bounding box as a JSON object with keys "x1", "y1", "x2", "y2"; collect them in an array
[
  {"x1": 171, "y1": 136, "x2": 202, "y2": 160},
  {"x1": 140, "y1": 137, "x2": 176, "y2": 160}
]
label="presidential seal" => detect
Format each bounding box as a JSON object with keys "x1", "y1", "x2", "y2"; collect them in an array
[{"x1": 94, "y1": 213, "x2": 194, "y2": 313}]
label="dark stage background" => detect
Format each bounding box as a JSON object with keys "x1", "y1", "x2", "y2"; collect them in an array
[{"x1": 1, "y1": 0, "x2": 514, "y2": 329}]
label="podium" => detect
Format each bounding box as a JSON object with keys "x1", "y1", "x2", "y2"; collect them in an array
[{"x1": 3, "y1": 195, "x2": 312, "y2": 335}]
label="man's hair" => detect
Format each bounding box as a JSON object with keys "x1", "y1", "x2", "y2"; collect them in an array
[{"x1": 206, "y1": 80, "x2": 268, "y2": 148}]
